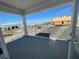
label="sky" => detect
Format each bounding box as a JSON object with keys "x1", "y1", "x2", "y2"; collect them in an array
[{"x1": 0, "y1": 3, "x2": 73, "y2": 25}]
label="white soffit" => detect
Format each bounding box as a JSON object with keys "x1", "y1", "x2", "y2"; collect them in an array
[{"x1": 0, "y1": 0, "x2": 72, "y2": 15}]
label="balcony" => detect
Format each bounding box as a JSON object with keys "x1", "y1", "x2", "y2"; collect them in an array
[{"x1": 0, "y1": 0, "x2": 79, "y2": 59}]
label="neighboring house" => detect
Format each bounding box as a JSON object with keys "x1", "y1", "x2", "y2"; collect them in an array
[{"x1": 51, "y1": 16, "x2": 71, "y2": 26}]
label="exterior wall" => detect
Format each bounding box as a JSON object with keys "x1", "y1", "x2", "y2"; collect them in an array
[
  {"x1": 1, "y1": 24, "x2": 21, "y2": 36},
  {"x1": 52, "y1": 16, "x2": 71, "y2": 25},
  {"x1": 53, "y1": 21, "x2": 62, "y2": 25},
  {"x1": 64, "y1": 20, "x2": 71, "y2": 25}
]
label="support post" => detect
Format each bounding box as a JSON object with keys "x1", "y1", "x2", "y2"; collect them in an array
[
  {"x1": 0, "y1": 27, "x2": 10, "y2": 59},
  {"x1": 22, "y1": 14, "x2": 28, "y2": 36},
  {"x1": 68, "y1": 0, "x2": 79, "y2": 59},
  {"x1": 71, "y1": 0, "x2": 78, "y2": 42}
]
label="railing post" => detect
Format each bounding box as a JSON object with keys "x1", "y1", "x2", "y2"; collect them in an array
[
  {"x1": 0, "y1": 27, "x2": 10, "y2": 59},
  {"x1": 68, "y1": 0, "x2": 79, "y2": 59}
]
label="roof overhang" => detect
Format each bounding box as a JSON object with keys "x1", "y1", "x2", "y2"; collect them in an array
[
  {"x1": 0, "y1": 2, "x2": 24, "y2": 15},
  {"x1": 0, "y1": 0, "x2": 72, "y2": 15}
]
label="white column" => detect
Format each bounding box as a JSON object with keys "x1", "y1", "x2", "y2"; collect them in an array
[
  {"x1": 22, "y1": 15, "x2": 28, "y2": 36},
  {"x1": 0, "y1": 27, "x2": 10, "y2": 59},
  {"x1": 71, "y1": 0, "x2": 78, "y2": 41},
  {"x1": 68, "y1": 0, "x2": 79, "y2": 59}
]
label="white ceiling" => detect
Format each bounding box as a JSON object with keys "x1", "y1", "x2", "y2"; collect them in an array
[
  {"x1": 0, "y1": 0, "x2": 72, "y2": 15},
  {"x1": 0, "y1": 0, "x2": 47, "y2": 10}
]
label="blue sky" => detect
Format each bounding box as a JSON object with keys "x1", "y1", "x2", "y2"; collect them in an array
[{"x1": 0, "y1": 3, "x2": 73, "y2": 25}]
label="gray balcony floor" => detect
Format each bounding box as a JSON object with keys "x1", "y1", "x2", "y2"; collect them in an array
[{"x1": 6, "y1": 36, "x2": 79, "y2": 59}]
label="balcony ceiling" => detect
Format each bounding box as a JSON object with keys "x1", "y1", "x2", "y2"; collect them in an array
[{"x1": 0, "y1": 0, "x2": 72, "y2": 15}]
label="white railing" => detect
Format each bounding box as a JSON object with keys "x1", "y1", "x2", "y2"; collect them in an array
[
  {"x1": 43, "y1": 26, "x2": 72, "y2": 41},
  {"x1": 2, "y1": 25, "x2": 79, "y2": 43}
]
